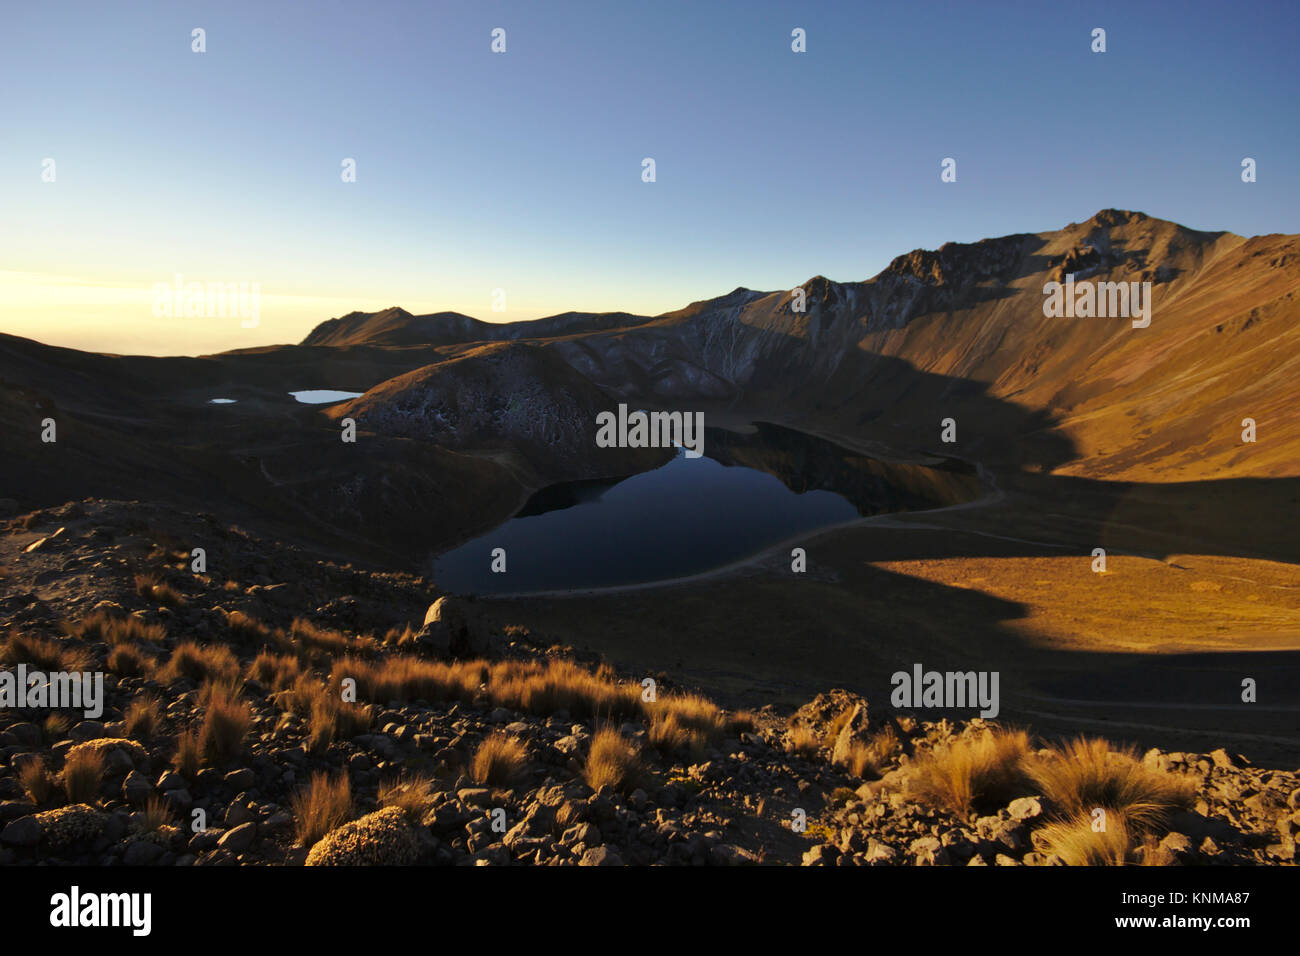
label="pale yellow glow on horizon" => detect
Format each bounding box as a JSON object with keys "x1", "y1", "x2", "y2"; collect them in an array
[{"x1": 0, "y1": 271, "x2": 667, "y2": 357}]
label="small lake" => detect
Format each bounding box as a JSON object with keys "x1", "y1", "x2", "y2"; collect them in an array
[
  {"x1": 290, "y1": 389, "x2": 364, "y2": 404},
  {"x1": 431, "y1": 422, "x2": 979, "y2": 595}
]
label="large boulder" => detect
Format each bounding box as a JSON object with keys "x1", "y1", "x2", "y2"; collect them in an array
[{"x1": 418, "y1": 596, "x2": 495, "y2": 657}]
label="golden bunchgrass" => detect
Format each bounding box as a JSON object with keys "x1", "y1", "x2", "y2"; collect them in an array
[
  {"x1": 906, "y1": 727, "x2": 1032, "y2": 817},
  {"x1": 1027, "y1": 737, "x2": 1196, "y2": 834},
  {"x1": 290, "y1": 772, "x2": 353, "y2": 847},
  {"x1": 160, "y1": 641, "x2": 240, "y2": 685},
  {"x1": 125, "y1": 695, "x2": 163, "y2": 740},
  {"x1": 197, "y1": 683, "x2": 252, "y2": 763},
  {"x1": 785, "y1": 723, "x2": 822, "y2": 759},
  {"x1": 470, "y1": 733, "x2": 528, "y2": 786},
  {"x1": 378, "y1": 773, "x2": 437, "y2": 821},
  {"x1": 19, "y1": 759, "x2": 57, "y2": 806},
  {"x1": 61, "y1": 748, "x2": 105, "y2": 804},
  {"x1": 584, "y1": 727, "x2": 642, "y2": 793}
]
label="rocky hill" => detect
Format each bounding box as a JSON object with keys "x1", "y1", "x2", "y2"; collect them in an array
[
  {"x1": 296, "y1": 210, "x2": 1300, "y2": 483},
  {"x1": 1, "y1": 501, "x2": 1295, "y2": 867},
  {"x1": 302, "y1": 307, "x2": 656, "y2": 348}
]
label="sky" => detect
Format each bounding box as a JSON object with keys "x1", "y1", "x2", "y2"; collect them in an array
[{"x1": 1, "y1": 0, "x2": 1296, "y2": 355}]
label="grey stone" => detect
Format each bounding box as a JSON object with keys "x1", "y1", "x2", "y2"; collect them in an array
[{"x1": 1, "y1": 816, "x2": 43, "y2": 847}]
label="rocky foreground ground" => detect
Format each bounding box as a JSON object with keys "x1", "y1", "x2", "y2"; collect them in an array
[{"x1": 0, "y1": 499, "x2": 1295, "y2": 866}]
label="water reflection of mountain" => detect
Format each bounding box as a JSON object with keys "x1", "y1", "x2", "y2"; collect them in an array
[
  {"x1": 514, "y1": 474, "x2": 631, "y2": 517},
  {"x1": 704, "y1": 422, "x2": 980, "y2": 516}
]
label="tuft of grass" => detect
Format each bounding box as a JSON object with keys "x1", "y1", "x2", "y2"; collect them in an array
[
  {"x1": 247, "y1": 650, "x2": 302, "y2": 691},
  {"x1": 107, "y1": 643, "x2": 153, "y2": 677},
  {"x1": 647, "y1": 711, "x2": 713, "y2": 761},
  {"x1": 19, "y1": 759, "x2": 57, "y2": 806},
  {"x1": 226, "y1": 610, "x2": 270, "y2": 644},
  {"x1": 137, "y1": 794, "x2": 174, "y2": 833},
  {"x1": 470, "y1": 733, "x2": 528, "y2": 787},
  {"x1": 66, "y1": 612, "x2": 166, "y2": 646},
  {"x1": 172, "y1": 731, "x2": 202, "y2": 780},
  {"x1": 197, "y1": 683, "x2": 252, "y2": 763},
  {"x1": 134, "y1": 572, "x2": 186, "y2": 608},
  {"x1": 648, "y1": 711, "x2": 697, "y2": 758},
  {"x1": 1027, "y1": 737, "x2": 1197, "y2": 834},
  {"x1": 378, "y1": 773, "x2": 436, "y2": 822},
  {"x1": 584, "y1": 727, "x2": 642, "y2": 793},
  {"x1": 841, "y1": 725, "x2": 899, "y2": 779},
  {"x1": 0, "y1": 631, "x2": 87, "y2": 672},
  {"x1": 333, "y1": 656, "x2": 481, "y2": 706},
  {"x1": 42, "y1": 713, "x2": 72, "y2": 744},
  {"x1": 61, "y1": 748, "x2": 105, "y2": 804},
  {"x1": 281, "y1": 675, "x2": 371, "y2": 753},
  {"x1": 290, "y1": 772, "x2": 352, "y2": 847},
  {"x1": 290, "y1": 618, "x2": 374, "y2": 657},
  {"x1": 1037, "y1": 810, "x2": 1138, "y2": 866},
  {"x1": 124, "y1": 696, "x2": 162, "y2": 740},
  {"x1": 488, "y1": 659, "x2": 641, "y2": 722},
  {"x1": 906, "y1": 728, "x2": 1032, "y2": 817},
  {"x1": 785, "y1": 723, "x2": 822, "y2": 759},
  {"x1": 159, "y1": 641, "x2": 240, "y2": 685},
  {"x1": 727, "y1": 710, "x2": 759, "y2": 735}
]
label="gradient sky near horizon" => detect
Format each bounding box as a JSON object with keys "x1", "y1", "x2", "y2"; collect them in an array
[{"x1": 2, "y1": 0, "x2": 1297, "y2": 356}]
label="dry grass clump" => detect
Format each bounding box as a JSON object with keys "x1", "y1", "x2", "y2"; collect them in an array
[
  {"x1": 906, "y1": 727, "x2": 1032, "y2": 817},
  {"x1": 470, "y1": 733, "x2": 529, "y2": 786},
  {"x1": 19, "y1": 759, "x2": 57, "y2": 805},
  {"x1": 125, "y1": 695, "x2": 163, "y2": 739},
  {"x1": 378, "y1": 773, "x2": 437, "y2": 822},
  {"x1": 488, "y1": 659, "x2": 642, "y2": 722},
  {"x1": 134, "y1": 572, "x2": 186, "y2": 608},
  {"x1": 1036, "y1": 810, "x2": 1138, "y2": 866},
  {"x1": 1027, "y1": 737, "x2": 1197, "y2": 834},
  {"x1": 290, "y1": 617, "x2": 375, "y2": 657},
  {"x1": 226, "y1": 610, "x2": 271, "y2": 644},
  {"x1": 172, "y1": 731, "x2": 202, "y2": 780},
  {"x1": 247, "y1": 650, "x2": 303, "y2": 691},
  {"x1": 0, "y1": 631, "x2": 87, "y2": 672},
  {"x1": 727, "y1": 710, "x2": 759, "y2": 734},
  {"x1": 651, "y1": 691, "x2": 734, "y2": 747},
  {"x1": 159, "y1": 641, "x2": 240, "y2": 685},
  {"x1": 647, "y1": 711, "x2": 707, "y2": 759},
  {"x1": 380, "y1": 625, "x2": 418, "y2": 649},
  {"x1": 304, "y1": 687, "x2": 373, "y2": 754},
  {"x1": 61, "y1": 748, "x2": 105, "y2": 804},
  {"x1": 107, "y1": 643, "x2": 153, "y2": 677},
  {"x1": 842, "y1": 725, "x2": 899, "y2": 779},
  {"x1": 136, "y1": 794, "x2": 174, "y2": 833},
  {"x1": 333, "y1": 656, "x2": 481, "y2": 705},
  {"x1": 584, "y1": 727, "x2": 642, "y2": 793},
  {"x1": 785, "y1": 723, "x2": 822, "y2": 759},
  {"x1": 66, "y1": 611, "x2": 166, "y2": 646},
  {"x1": 42, "y1": 713, "x2": 71, "y2": 743},
  {"x1": 197, "y1": 683, "x2": 252, "y2": 763},
  {"x1": 290, "y1": 772, "x2": 353, "y2": 847}
]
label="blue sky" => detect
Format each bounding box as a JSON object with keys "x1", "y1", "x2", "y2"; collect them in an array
[{"x1": 1, "y1": 0, "x2": 1296, "y2": 354}]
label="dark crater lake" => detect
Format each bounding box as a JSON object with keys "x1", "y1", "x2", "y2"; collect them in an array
[{"x1": 432, "y1": 422, "x2": 978, "y2": 595}]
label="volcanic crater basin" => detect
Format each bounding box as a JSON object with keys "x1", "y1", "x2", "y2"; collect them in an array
[{"x1": 431, "y1": 422, "x2": 980, "y2": 595}]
